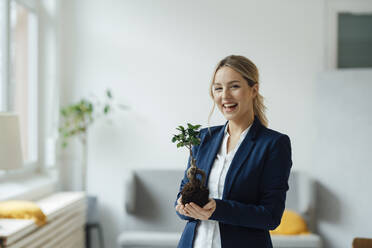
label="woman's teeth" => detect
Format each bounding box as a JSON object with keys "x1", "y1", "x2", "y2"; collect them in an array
[{"x1": 223, "y1": 103, "x2": 238, "y2": 112}]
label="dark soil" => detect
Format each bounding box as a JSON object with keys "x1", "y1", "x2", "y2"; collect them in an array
[{"x1": 181, "y1": 179, "x2": 209, "y2": 207}]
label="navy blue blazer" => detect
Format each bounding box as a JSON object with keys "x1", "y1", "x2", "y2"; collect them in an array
[{"x1": 175, "y1": 115, "x2": 292, "y2": 248}]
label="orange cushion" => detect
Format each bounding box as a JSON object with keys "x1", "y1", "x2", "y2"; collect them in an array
[
  {"x1": 0, "y1": 200, "x2": 47, "y2": 226},
  {"x1": 270, "y1": 209, "x2": 310, "y2": 235}
]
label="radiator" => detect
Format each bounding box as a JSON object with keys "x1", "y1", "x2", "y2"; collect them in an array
[{"x1": 0, "y1": 192, "x2": 86, "y2": 248}]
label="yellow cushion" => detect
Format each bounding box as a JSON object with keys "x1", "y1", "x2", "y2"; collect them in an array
[
  {"x1": 270, "y1": 209, "x2": 310, "y2": 235},
  {"x1": 0, "y1": 200, "x2": 47, "y2": 226}
]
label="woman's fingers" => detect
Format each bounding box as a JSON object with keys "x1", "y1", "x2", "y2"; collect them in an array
[
  {"x1": 203, "y1": 199, "x2": 214, "y2": 209},
  {"x1": 202, "y1": 199, "x2": 216, "y2": 212},
  {"x1": 189, "y1": 202, "x2": 206, "y2": 214},
  {"x1": 176, "y1": 203, "x2": 190, "y2": 216},
  {"x1": 186, "y1": 203, "x2": 209, "y2": 219},
  {"x1": 184, "y1": 201, "x2": 216, "y2": 220},
  {"x1": 177, "y1": 199, "x2": 214, "y2": 220},
  {"x1": 184, "y1": 203, "x2": 200, "y2": 218},
  {"x1": 175, "y1": 204, "x2": 181, "y2": 212}
]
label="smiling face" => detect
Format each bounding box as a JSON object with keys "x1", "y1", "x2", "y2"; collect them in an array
[{"x1": 212, "y1": 66, "x2": 258, "y2": 123}]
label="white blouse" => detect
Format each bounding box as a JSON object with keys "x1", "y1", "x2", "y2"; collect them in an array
[{"x1": 193, "y1": 122, "x2": 251, "y2": 248}]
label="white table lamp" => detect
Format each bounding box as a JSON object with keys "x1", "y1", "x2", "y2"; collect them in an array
[{"x1": 0, "y1": 113, "x2": 23, "y2": 170}]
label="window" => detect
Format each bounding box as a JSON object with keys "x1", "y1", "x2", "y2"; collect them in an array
[
  {"x1": 338, "y1": 13, "x2": 372, "y2": 68},
  {"x1": 0, "y1": 0, "x2": 7, "y2": 111},
  {"x1": 0, "y1": 0, "x2": 38, "y2": 171},
  {"x1": 326, "y1": 0, "x2": 372, "y2": 69}
]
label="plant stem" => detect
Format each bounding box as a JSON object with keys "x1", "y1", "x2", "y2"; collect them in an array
[{"x1": 80, "y1": 132, "x2": 87, "y2": 191}]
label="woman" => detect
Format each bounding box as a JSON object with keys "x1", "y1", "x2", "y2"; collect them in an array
[{"x1": 175, "y1": 55, "x2": 292, "y2": 248}]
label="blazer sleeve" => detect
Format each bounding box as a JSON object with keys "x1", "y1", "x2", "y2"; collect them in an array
[{"x1": 209, "y1": 134, "x2": 292, "y2": 230}]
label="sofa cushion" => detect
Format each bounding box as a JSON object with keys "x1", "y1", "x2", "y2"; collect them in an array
[
  {"x1": 118, "y1": 231, "x2": 181, "y2": 247},
  {"x1": 270, "y1": 209, "x2": 310, "y2": 235},
  {"x1": 122, "y1": 169, "x2": 185, "y2": 232},
  {"x1": 271, "y1": 233, "x2": 322, "y2": 248},
  {"x1": 0, "y1": 200, "x2": 47, "y2": 226}
]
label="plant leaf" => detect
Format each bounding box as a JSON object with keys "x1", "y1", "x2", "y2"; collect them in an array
[
  {"x1": 104, "y1": 105, "x2": 110, "y2": 114},
  {"x1": 194, "y1": 124, "x2": 201, "y2": 130},
  {"x1": 62, "y1": 141, "x2": 68, "y2": 148},
  {"x1": 106, "y1": 89, "x2": 112, "y2": 99}
]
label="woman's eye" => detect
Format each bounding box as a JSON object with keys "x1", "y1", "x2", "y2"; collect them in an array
[
  {"x1": 232, "y1": 85, "x2": 240, "y2": 88},
  {"x1": 214, "y1": 87, "x2": 222, "y2": 91}
]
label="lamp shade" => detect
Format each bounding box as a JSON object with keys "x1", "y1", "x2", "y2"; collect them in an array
[{"x1": 0, "y1": 113, "x2": 23, "y2": 170}]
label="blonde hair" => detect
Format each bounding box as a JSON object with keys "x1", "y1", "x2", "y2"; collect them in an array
[{"x1": 207, "y1": 55, "x2": 268, "y2": 130}]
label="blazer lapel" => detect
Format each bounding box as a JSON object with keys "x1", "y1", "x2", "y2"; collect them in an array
[
  {"x1": 222, "y1": 116, "x2": 262, "y2": 198},
  {"x1": 201, "y1": 121, "x2": 228, "y2": 187}
]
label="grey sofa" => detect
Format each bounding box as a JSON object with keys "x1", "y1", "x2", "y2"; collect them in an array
[{"x1": 117, "y1": 169, "x2": 322, "y2": 248}]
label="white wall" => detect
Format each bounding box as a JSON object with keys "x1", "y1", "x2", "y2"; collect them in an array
[
  {"x1": 58, "y1": 0, "x2": 371, "y2": 247},
  {"x1": 313, "y1": 69, "x2": 372, "y2": 248}
]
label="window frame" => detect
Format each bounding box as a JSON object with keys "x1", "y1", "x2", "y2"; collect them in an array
[
  {"x1": 0, "y1": 0, "x2": 41, "y2": 177},
  {"x1": 326, "y1": 0, "x2": 372, "y2": 69}
]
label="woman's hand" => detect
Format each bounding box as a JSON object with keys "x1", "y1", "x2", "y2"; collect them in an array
[
  {"x1": 175, "y1": 196, "x2": 189, "y2": 216},
  {"x1": 176, "y1": 197, "x2": 216, "y2": 220}
]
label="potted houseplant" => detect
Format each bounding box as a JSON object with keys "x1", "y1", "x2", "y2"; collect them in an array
[
  {"x1": 58, "y1": 89, "x2": 126, "y2": 191},
  {"x1": 172, "y1": 123, "x2": 209, "y2": 207}
]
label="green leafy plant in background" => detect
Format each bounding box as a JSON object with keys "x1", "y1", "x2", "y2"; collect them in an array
[
  {"x1": 59, "y1": 89, "x2": 127, "y2": 190},
  {"x1": 172, "y1": 123, "x2": 209, "y2": 207}
]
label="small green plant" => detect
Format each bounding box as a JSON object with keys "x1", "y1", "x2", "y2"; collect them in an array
[
  {"x1": 172, "y1": 123, "x2": 209, "y2": 207},
  {"x1": 59, "y1": 89, "x2": 115, "y2": 148},
  {"x1": 172, "y1": 123, "x2": 201, "y2": 165},
  {"x1": 58, "y1": 89, "x2": 127, "y2": 190}
]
